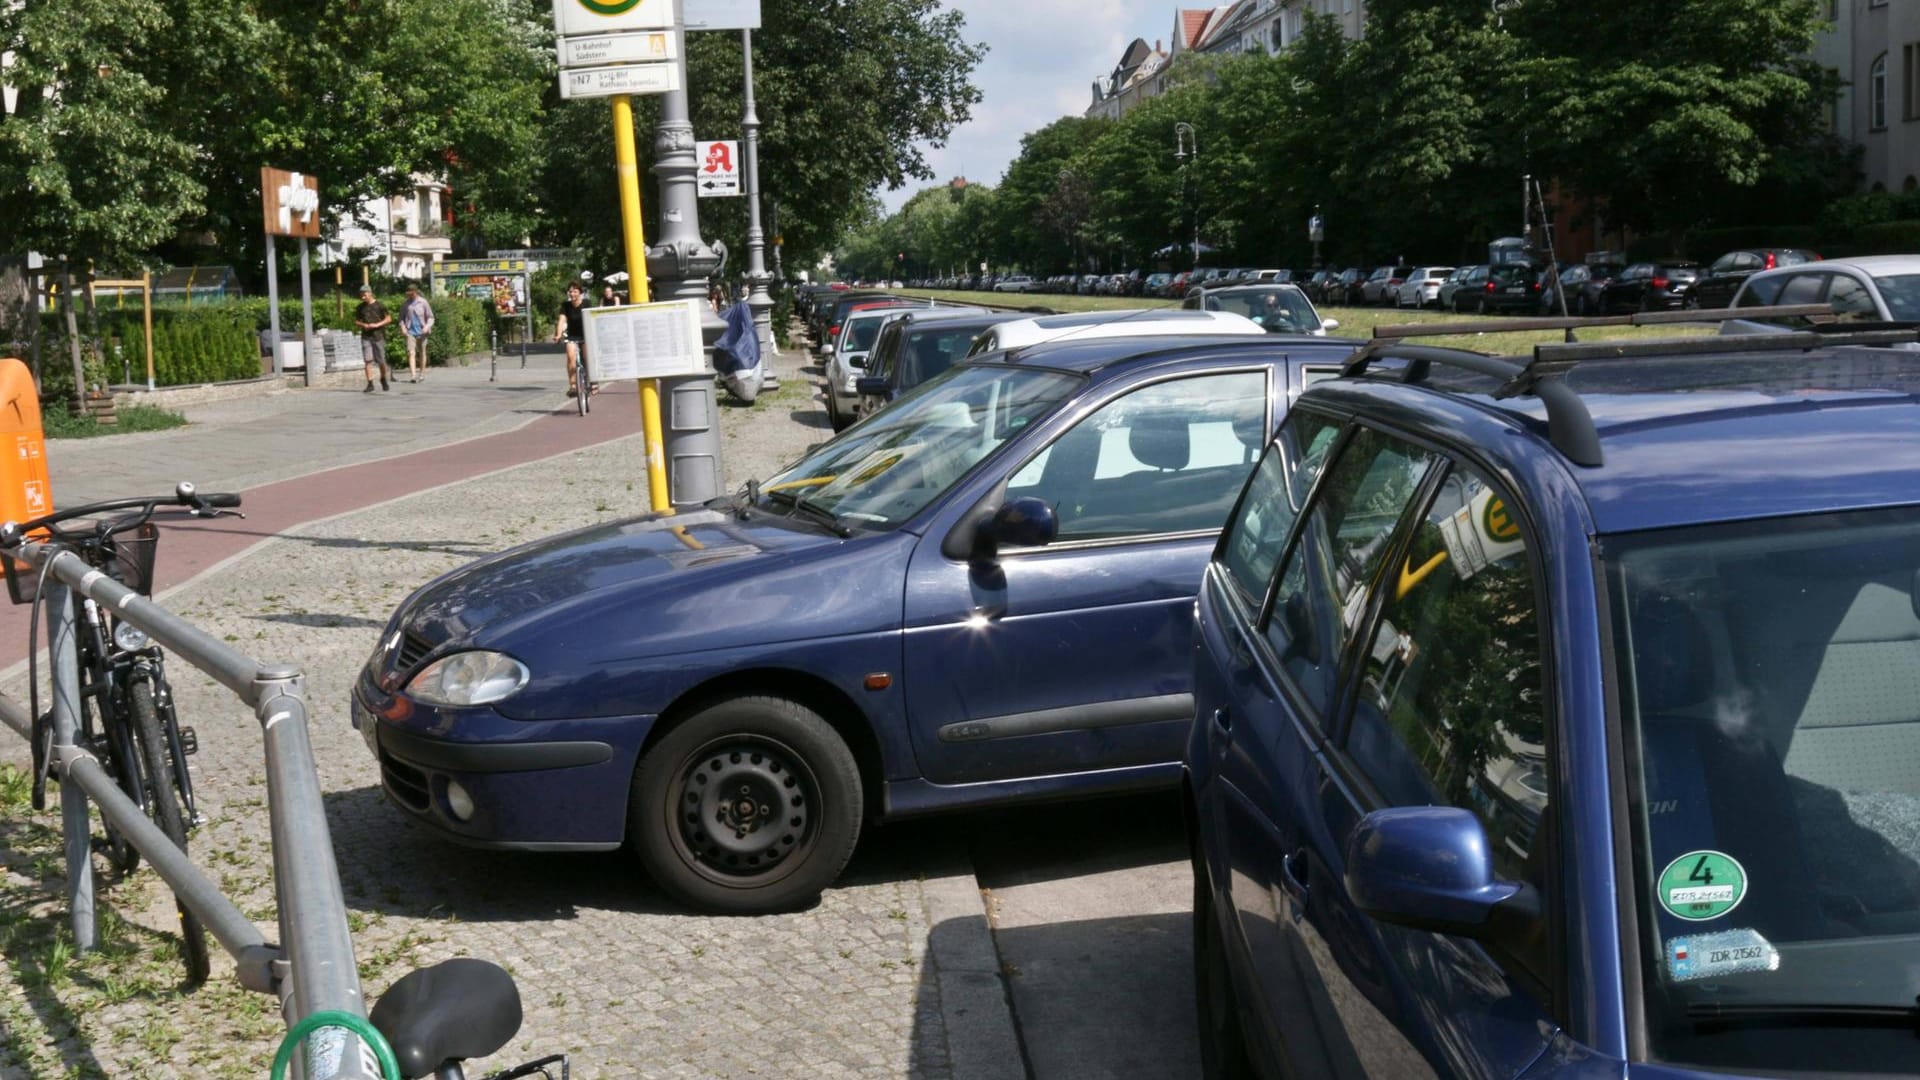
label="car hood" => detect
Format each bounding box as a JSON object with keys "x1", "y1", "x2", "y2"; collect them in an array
[{"x1": 394, "y1": 507, "x2": 913, "y2": 663}]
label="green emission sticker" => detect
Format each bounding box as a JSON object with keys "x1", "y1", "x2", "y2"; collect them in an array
[
  {"x1": 577, "y1": 0, "x2": 642, "y2": 13},
  {"x1": 1657, "y1": 850, "x2": 1747, "y2": 921}
]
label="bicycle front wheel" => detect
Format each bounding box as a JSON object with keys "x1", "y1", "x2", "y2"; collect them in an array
[
  {"x1": 575, "y1": 351, "x2": 590, "y2": 415},
  {"x1": 128, "y1": 678, "x2": 210, "y2": 983}
]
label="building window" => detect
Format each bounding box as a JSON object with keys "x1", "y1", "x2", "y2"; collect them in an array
[
  {"x1": 1872, "y1": 53, "x2": 1888, "y2": 130},
  {"x1": 1908, "y1": 44, "x2": 1920, "y2": 120}
]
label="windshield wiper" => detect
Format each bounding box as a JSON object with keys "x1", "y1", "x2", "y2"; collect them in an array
[
  {"x1": 767, "y1": 489, "x2": 852, "y2": 538},
  {"x1": 1687, "y1": 998, "x2": 1920, "y2": 1030}
]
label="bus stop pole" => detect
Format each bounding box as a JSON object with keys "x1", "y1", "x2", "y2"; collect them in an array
[{"x1": 612, "y1": 92, "x2": 671, "y2": 512}]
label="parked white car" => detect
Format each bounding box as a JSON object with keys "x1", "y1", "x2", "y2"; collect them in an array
[
  {"x1": 992, "y1": 275, "x2": 1041, "y2": 293},
  {"x1": 1396, "y1": 266, "x2": 1456, "y2": 308},
  {"x1": 1723, "y1": 255, "x2": 1920, "y2": 328},
  {"x1": 965, "y1": 309, "x2": 1265, "y2": 357}
]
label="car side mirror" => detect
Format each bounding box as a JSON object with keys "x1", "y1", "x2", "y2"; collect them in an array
[
  {"x1": 855, "y1": 376, "x2": 889, "y2": 397},
  {"x1": 823, "y1": 343, "x2": 835, "y2": 356},
  {"x1": 1345, "y1": 807, "x2": 1538, "y2": 942},
  {"x1": 969, "y1": 496, "x2": 1057, "y2": 563},
  {"x1": 1321, "y1": 318, "x2": 1340, "y2": 331}
]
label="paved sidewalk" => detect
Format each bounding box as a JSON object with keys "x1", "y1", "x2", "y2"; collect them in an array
[{"x1": 0, "y1": 341, "x2": 1025, "y2": 1078}]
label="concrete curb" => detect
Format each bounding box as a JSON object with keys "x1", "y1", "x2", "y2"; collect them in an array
[{"x1": 922, "y1": 867, "x2": 1028, "y2": 1079}]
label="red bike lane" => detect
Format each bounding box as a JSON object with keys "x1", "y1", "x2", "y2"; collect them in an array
[{"x1": 1, "y1": 394, "x2": 644, "y2": 667}]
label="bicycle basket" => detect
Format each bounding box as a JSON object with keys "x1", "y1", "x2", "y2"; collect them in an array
[{"x1": 108, "y1": 522, "x2": 160, "y2": 597}]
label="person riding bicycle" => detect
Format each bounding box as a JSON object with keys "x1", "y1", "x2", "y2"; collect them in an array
[{"x1": 552, "y1": 280, "x2": 593, "y2": 397}]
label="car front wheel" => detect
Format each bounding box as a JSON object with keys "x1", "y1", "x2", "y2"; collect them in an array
[{"x1": 632, "y1": 695, "x2": 863, "y2": 914}]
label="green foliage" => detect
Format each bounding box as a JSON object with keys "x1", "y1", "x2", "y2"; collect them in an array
[
  {"x1": 1680, "y1": 225, "x2": 1827, "y2": 260},
  {"x1": 536, "y1": 0, "x2": 986, "y2": 274},
  {"x1": 44, "y1": 404, "x2": 190, "y2": 440},
  {"x1": 1852, "y1": 220, "x2": 1920, "y2": 255},
  {"x1": 844, "y1": 0, "x2": 1842, "y2": 272}
]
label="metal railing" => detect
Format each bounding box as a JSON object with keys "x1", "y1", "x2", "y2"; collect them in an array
[{"x1": 0, "y1": 539, "x2": 384, "y2": 1079}]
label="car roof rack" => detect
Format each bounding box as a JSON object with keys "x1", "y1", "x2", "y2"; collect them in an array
[{"x1": 1337, "y1": 304, "x2": 1882, "y2": 469}]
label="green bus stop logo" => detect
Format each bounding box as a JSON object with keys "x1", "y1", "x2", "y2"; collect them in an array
[
  {"x1": 576, "y1": 0, "x2": 643, "y2": 14},
  {"x1": 1657, "y1": 850, "x2": 1747, "y2": 921}
]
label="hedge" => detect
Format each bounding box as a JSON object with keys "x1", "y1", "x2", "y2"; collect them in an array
[
  {"x1": 38, "y1": 305, "x2": 258, "y2": 398},
  {"x1": 1850, "y1": 220, "x2": 1920, "y2": 255}
]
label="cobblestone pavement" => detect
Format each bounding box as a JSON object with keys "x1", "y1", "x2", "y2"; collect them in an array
[{"x1": 0, "y1": 347, "x2": 1015, "y2": 1078}]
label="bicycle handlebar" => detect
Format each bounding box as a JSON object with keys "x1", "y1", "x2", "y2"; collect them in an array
[{"x1": 0, "y1": 485, "x2": 244, "y2": 548}]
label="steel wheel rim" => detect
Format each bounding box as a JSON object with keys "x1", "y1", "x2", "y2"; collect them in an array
[{"x1": 665, "y1": 734, "x2": 820, "y2": 889}]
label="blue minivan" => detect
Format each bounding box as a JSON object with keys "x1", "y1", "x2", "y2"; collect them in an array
[
  {"x1": 356, "y1": 332, "x2": 1357, "y2": 912},
  {"x1": 1187, "y1": 335, "x2": 1920, "y2": 1077}
]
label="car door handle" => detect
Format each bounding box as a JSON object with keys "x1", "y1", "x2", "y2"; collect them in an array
[
  {"x1": 1278, "y1": 849, "x2": 1309, "y2": 899},
  {"x1": 1210, "y1": 706, "x2": 1232, "y2": 736}
]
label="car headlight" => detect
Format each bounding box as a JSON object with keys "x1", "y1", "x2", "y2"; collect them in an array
[
  {"x1": 113, "y1": 621, "x2": 151, "y2": 651},
  {"x1": 405, "y1": 650, "x2": 529, "y2": 707}
]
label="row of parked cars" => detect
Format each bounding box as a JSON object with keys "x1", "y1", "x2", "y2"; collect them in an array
[
  {"x1": 357, "y1": 267, "x2": 1920, "y2": 1079},
  {"x1": 914, "y1": 267, "x2": 1316, "y2": 300}
]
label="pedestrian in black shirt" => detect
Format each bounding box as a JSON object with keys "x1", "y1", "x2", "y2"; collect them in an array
[{"x1": 354, "y1": 285, "x2": 393, "y2": 392}]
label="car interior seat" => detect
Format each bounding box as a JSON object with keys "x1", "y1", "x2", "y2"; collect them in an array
[{"x1": 1631, "y1": 590, "x2": 1825, "y2": 942}]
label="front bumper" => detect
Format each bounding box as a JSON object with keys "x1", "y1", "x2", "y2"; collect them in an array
[{"x1": 352, "y1": 680, "x2": 654, "y2": 850}]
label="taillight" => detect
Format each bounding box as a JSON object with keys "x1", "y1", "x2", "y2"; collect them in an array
[
  {"x1": 1485, "y1": 281, "x2": 1497, "y2": 292},
  {"x1": 1531, "y1": 281, "x2": 1541, "y2": 291},
  {"x1": 1651, "y1": 277, "x2": 1669, "y2": 290},
  {"x1": 1763, "y1": 252, "x2": 1776, "y2": 270}
]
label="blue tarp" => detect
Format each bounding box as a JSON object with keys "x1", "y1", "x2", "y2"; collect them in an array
[{"x1": 712, "y1": 301, "x2": 763, "y2": 403}]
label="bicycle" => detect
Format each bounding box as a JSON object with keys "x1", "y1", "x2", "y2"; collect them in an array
[
  {"x1": 557, "y1": 335, "x2": 589, "y2": 417},
  {"x1": 370, "y1": 957, "x2": 569, "y2": 1079},
  {"x1": 1, "y1": 481, "x2": 244, "y2": 983}
]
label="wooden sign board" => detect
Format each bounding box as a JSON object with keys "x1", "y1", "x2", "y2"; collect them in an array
[{"x1": 262, "y1": 168, "x2": 322, "y2": 239}]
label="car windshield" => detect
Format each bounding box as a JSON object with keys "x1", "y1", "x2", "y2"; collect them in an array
[
  {"x1": 1872, "y1": 274, "x2": 1920, "y2": 320},
  {"x1": 1199, "y1": 288, "x2": 1320, "y2": 333},
  {"x1": 759, "y1": 364, "x2": 1079, "y2": 530},
  {"x1": 1608, "y1": 507, "x2": 1920, "y2": 1073}
]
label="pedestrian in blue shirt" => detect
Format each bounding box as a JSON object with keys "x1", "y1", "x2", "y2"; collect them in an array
[{"x1": 400, "y1": 284, "x2": 435, "y2": 384}]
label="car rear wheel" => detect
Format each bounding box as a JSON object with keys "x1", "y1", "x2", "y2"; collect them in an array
[
  {"x1": 825, "y1": 388, "x2": 847, "y2": 432},
  {"x1": 632, "y1": 695, "x2": 862, "y2": 914},
  {"x1": 1194, "y1": 858, "x2": 1255, "y2": 1080}
]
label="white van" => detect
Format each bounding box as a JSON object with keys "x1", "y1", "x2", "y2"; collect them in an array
[{"x1": 965, "y1": 309, "x2": 1264, "y2": 357}]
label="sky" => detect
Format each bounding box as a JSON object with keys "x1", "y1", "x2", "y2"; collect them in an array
[{"x1": 878, "y1": 0, "x2": 1165, "y2": 213}]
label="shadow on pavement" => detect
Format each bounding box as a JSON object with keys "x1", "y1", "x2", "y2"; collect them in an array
[
  {"x1": 248, "y1": 612, "x2": 387, "y2": 629},
  {"x1": 967, "y1": 790, "x2": 1188, "y2": 889},
  {"x1": 323, "y1": 786, "x2": 683, "y2": 922},
  {"x1": 788, "y1": 408, "x2": 831, "y2": 431}
]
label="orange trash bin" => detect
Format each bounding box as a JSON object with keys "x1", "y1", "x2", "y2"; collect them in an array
[{"x1": 0, "y1": 358, "x2": 52, "y2": 526}]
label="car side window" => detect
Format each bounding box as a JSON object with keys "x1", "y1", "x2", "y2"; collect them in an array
[
  {"x1": 1215, "y1": 411, "x2": 1340, "y2": 609},
  {"x1": 1264, "y1": 427, "x2": 1436, "y2": 718},
  {"x1": 1776, "y1": 272, "x2": 1826, "y2": 307},
  {"x1": 1005, "y1": 370, "x2": 1268, "y2": 543},
  {"x1": 1828, "y1": 275, "x2": 1876, "y2": 320},
  {"x1": 1344, "y1": 464, "x2": 1547, "y2": 897},
  {"x1": 1737, "y1": 274, "x2": 1786, "y2": 307}
]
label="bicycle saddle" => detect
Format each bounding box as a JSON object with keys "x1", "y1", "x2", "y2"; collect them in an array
[{"x1": 370, "y1": 958, "x2": 522, "y2": 1079}]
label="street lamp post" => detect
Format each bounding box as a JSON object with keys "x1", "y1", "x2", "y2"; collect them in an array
[
  {"x1": 740, "y1": 27, "x2": 777, "y2": 372},
  {"x1": 1174, "y1": 122, "x2": 1199, "y2": 271}
]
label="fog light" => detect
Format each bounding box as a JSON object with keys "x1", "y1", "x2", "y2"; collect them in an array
[{"x1": 445, "y1": 780, "x2": 475, "y2": 822}]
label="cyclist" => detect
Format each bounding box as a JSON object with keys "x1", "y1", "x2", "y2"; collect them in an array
[{"x1": 552, "y1": 280, "x2": 592, "y2": 398}]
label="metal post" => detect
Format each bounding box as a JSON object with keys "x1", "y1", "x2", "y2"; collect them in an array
[
  {"x1": 769, "y1": 202, "x2": 784, "y2": 285},
  {"x1": 256, "y1": 669, "x2": 380, "y2": 1080},
  {"x1": 647, "y1": 0, "x2": 727, "y2": 312},
  {"x1": 142, "y1": 271, "x2": 155, "y2": 392},
  {"x1": 299, "y1": 238, "x2": 315, "y2": 388},
  {"x1": 266, "y1": 233, "x2": 282, "y2": 377},
  {"x1": 740, "y1": 28, "x2": 778, "y2": 377},
  {"x1": 613, "y1": 92, "x2": 671, "y2": 513},
  {"x1": 47, "y1": 581, "x2": 94, "y2": 949}
]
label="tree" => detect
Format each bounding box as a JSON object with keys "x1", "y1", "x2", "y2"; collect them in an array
[
  {"x1": 0, "y1": 0, "x2": 203, "y2": 392},
  {"x1": 536, "y1": 0, "x2": 986, "y2": 277},
  {"x1": 1507, "y1": 0, "x2": 1838, "y2": 238}
]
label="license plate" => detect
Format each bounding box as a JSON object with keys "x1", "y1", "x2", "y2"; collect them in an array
[{"x1": 1504, "y1": 286, "x2": 1523, "y2": 295}]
